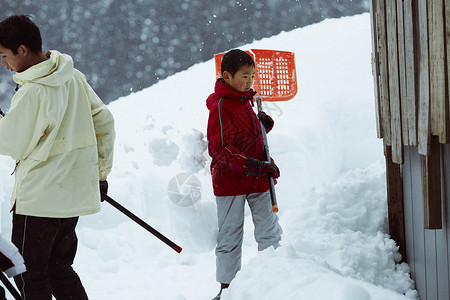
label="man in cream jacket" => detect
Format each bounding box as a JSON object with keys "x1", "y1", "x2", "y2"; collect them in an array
[{"x1": 0, "y1": 15, "x2": 115, "y2": 299}]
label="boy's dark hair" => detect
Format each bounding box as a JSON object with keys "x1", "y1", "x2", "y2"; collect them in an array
[
  {"x1": 0, "y1": 15, "x2": 42, "y2": 54},
  {"x1": 221, "y1": 49, "x2": 255, "y2": 77}
]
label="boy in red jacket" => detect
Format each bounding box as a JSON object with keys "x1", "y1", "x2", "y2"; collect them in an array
[{"x1": 206, "y1": 49, "x2": 282, "y2": 299}]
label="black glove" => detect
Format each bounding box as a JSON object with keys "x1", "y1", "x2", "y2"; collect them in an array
[
  {"x1": 99, "y1": 180, "x2": 108, "y2": 199},
  {"x1": 257, "y1": 111, "x2": 274, "y2": 133},
  {"x1": 246, "y1": 157, "x2": 280, "y2": 178}
]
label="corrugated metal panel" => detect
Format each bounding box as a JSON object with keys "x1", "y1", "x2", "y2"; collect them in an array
[
  {"x1": 403, "y1": 146, "x2": 427, "y2": 297},
  {"x1": 403, "y1": 146, "x2": 450, "y2": 300},
  {"x1": 439, "y1": 145, "x2": 450, "y2": 300}
]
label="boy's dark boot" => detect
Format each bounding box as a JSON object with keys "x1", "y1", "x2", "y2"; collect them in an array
[{"x1": 211, "y1": 283, "x2": 229, "y2": 300}]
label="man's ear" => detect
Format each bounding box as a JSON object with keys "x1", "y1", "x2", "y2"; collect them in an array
[{"x1": 17, "y1": 45, "x2": 29, "y2": 56}]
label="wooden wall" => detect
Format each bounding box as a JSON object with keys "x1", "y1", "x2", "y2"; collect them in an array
[
  {"x1": 370, "y1": 1, "x2": 450, "y2": 299},
  {"x1": 370, "y1": 0, "x2": 449, "y2": 162}
]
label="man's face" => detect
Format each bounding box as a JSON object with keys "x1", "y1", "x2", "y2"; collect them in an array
[
  {"x1": 0, "y1": 44, "x2": 27, "y2": 72},
  {"x1": 224, "y1": 64, "x2": 255, "y2": 92}
]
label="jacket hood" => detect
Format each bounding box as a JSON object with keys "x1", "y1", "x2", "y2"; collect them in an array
[
  {"x1": 13, "y1": 50, "x2": 74, "y2": 87},
  {"x1": 206, "y1": 78, "x2": 256, "y2": 110}
]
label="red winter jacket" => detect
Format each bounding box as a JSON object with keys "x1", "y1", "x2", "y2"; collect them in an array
[{"x1": 206, "y1": 79, "x2": 270, "y2": 196}]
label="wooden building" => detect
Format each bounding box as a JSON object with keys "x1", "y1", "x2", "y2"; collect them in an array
[{"x1": 369, "y1": 0, "x2": 449, "y2": 299}]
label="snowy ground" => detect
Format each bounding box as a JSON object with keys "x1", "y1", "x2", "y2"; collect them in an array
[{"x1": 0, "y1": 13, "x2": 419, "y2": 300}]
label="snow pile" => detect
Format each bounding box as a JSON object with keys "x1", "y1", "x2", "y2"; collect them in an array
[
  {"x1": 227, "y1": 162, "x2": 416, "y2": 299},
  {"x1": 0, "y1": 13, "x2": 418, "y2": 299}
]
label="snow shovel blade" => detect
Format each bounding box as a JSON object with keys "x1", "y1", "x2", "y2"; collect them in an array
[{"x1": 214, "y1": 49, "x2": 297, "y2": 102}]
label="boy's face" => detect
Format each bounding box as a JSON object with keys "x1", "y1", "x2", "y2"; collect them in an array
[
  {"x1": 223, "y1": 64, "x2": 255, "y2": 92},
  {"x1": 0, "y1": 44, "x2": 28, "y2": 72}
]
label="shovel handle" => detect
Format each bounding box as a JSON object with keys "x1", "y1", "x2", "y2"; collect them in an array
[
  {"x1": 101, "y1": 193, "x2": 182, "y2": 253},
  {"x1": 256, "y1": 96, "x2": 279, "y2": 213}
]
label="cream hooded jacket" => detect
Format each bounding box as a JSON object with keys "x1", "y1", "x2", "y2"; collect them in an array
[{"x1": 0, "y1": 50, "x2": 115, "y2": 218}]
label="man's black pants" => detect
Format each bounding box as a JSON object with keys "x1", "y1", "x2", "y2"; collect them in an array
[{"x1": 12, "y1": 213, "x2": 88, "y2": 300}]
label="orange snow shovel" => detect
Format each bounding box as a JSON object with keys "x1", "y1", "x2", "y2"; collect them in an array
[
  {"x1": 214, "y1": 49, "x2": 298, "y2": 213},
  {"x1": 214, "y1": 49, "x2": 297, "y2": 102}
]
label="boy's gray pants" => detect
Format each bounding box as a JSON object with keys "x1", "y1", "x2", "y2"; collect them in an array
[{"x1": 215, "y1": 190, "x2": 282, "y2": 284}]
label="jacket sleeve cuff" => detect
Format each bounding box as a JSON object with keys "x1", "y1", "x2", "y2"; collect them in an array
[
  {"x1": 99, "y1": 169, "x2": 110, "y2": 181},
  {"x1": 4, "y1": 263, "x2": 26, "y2": 278}
]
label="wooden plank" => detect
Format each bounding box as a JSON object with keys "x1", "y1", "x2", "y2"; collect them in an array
[
  {"x1": 376, "y1": 0, "x2": 392, "y2": 145},
  {"x1": 403, "y1": 0, "x2": 418, "y2": 146},
  {"x1": 421, "y1": 135, "x2": 442, "y2": 229},
  {"x1": 417, "y1": 0, "x2": 431, "y2": 156},
  {"x1": 385, "y1": 144, "x2": 406, "y2": 260},
  {"x1": 386, "y1": 0, "x2": 403, "y2": 164},
  {"x1": 428, "y1": 0, "x2": 448, "y2": 143},
  {"x1": 370, "y1": 0, "x2": 382, "y2": 139},
  {"x1": 402, "y1": 147, "x2": 415, "y2": 271},
  {"x1": 397, "y1": 0, "x2": 409, "y2": 146}
]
